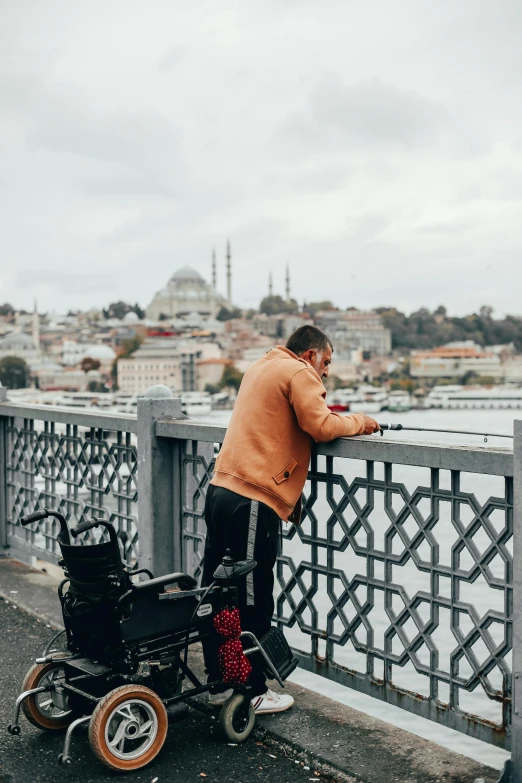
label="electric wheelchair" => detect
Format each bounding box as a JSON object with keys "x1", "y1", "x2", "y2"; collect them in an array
[{"x1": 7, "y1": 509, "x2": 297, "y2": 771}]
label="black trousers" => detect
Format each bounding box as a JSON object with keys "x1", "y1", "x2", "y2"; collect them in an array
[{"x1": 201, "y1": 485, "x2": 280, "y2": 697}]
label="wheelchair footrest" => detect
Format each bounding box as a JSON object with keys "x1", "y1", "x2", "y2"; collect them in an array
[
  {"x1": 260, "y1": 627, "x2": 298, "y2": 681},
  {"x1": 64, "y1": 658, "x2": 112, "y2": 677}
]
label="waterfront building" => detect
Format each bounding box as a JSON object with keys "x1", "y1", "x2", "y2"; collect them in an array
[
  {"x1": 502, "y1": 358, "x2": 522, "y2": 383},
  {"x1": 410, "y1": 345, "x2": 502, "y2": 379}
]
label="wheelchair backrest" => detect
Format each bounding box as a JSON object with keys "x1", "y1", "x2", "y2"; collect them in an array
[{"x1": 57, "y1": 531, "x2": 128, "y2": 596}]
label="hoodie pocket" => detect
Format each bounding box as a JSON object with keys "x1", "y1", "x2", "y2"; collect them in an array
[{"x1": 273, "y1": 457, "x2": 298, "y2": 485}]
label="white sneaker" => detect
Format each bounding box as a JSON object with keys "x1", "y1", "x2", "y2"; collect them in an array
[
  {"x1": 251, "y1": 688, "x2": 294, "y2": 714},
  {"x1": 208, "y1": 688, "x2": 234, "y2": 707}
]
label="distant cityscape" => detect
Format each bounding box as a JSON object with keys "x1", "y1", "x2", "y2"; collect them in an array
[{"x1": 2, "y1": 250, "x2": 522, "y2": 413}]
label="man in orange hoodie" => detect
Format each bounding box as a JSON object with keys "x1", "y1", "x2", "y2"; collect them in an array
[{"x1": 203, "y1": 325, "x2": 379, "y2": 713}]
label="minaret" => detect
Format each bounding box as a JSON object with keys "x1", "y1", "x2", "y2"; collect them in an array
[
  {"x1": 268, "y1": 271, "x2": 273, "y2": 297},
  {"x1": 226, "y1": 239, "x2": 232, "y2": 304},
  {"x1": 285, "y1": 265, "x2": 291, "y2": 301},
  {"x1": 212, "y1": 248, "x2": 217, "y2": 289},
  {"x1": 32, "y1": 299, "x2": 40, "y2": 351}
]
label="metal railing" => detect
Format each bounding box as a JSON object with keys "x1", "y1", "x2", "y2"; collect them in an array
[
  {"x1": 0, "y1": 403, "x2": 138, "y2": 565},
  {"x1": 0, "y1": 397, "x2": 520, "y2": 781}
]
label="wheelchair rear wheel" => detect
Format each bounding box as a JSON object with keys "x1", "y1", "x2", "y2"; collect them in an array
[
  {"x1": 219, "y1": 693, "x2": 255, "y2": 743},
  {"x1": 88, "y1": 685, "x2": 168, "y2": 771},
  {"x1": 21, "y1": 658, "x2": 75, "y2": 730}
]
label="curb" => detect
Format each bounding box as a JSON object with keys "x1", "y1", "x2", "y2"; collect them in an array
[
  {"x1": 0, "y1": 589, "x2": 63, "y2": 632},
  {"x1": 190, "y1": 696, "x2": 359, "y2": 783}
]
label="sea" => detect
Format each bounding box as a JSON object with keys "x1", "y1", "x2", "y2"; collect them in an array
[{"x1": 196, "y1": 406, "x2": 518, "y2": 770}]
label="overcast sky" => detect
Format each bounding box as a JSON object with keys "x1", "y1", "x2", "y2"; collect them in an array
[{"x1": 1, "y1": 0, "x2": 522, "y2": 317}]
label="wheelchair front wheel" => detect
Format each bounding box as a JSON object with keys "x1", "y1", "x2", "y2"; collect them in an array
[
  {"x1": 219, "y1": 693, "x2": 255, "y2": 743},
  {"x1": 21, "y1": 657, "x2": 75, "y2": 731},
  {"x1": 88, "y1": 685, "x2": 168, "y2": 771}
]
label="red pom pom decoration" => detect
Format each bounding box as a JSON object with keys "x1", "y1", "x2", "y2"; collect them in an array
[{"x1": 213, "y1": 607, "x2": 252, "y2": 686}]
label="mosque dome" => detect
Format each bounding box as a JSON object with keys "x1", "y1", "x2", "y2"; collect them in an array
[
  {"x1": 146, "y1": 264, "x2": 228, "y2": 321},
  {"x1": 123, "y1": 311, "x2": 139, "y2": 323},
  {"x1": 0, "y1": 333, "x2": 35, "y2": 351},
  {"x1": 170, "y1": 266, "x2": 205, "y2": 283}
]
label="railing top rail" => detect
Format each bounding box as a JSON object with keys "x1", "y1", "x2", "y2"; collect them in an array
[
  {"x1": 155, "y1": 417, "x2": 514, "y2": 477},
  {"x1": 0, "y1": 401, "x2": 137, "y2": 433}
]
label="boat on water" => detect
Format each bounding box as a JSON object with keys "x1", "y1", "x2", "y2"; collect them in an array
[
  {"x1": 111, "y1": 391, "x2": 213, "y2": 417},
  {"x1": 328, "y1": 386, "x2": 388, "y2": 413},
  {"x1": 427, "y1": 385, "x2": 522, "y2": 410},
  {"x1": 59, "y1": 391, "x2": 115, "y2": 409},
  {"x1": 112, "y1": 394, "x2": 138, "y2": 415},
  {"x1": 326, "y1": 386, "x2": 388, "y2": 413},
  {"x1": 326, "y1": 392, "x2": 350, "y2": 412},
  {"x1": 345, "y1": 386, "x2": 388, "y2": 413},
  {"x1": 425, "y1": 385, "x2": 462, "y2": 408},
  {"x1": 180, "y1": 391, "x2": 213, "y2": 418},
  {"x1": 387, "y1": 390, "x2": 412, "y2": 412},
  {"x1": 23, "y1": 391, "x2": 115, "y2": 409}
]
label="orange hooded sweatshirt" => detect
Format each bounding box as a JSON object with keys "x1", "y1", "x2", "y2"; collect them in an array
[{"x1": 211, "y1": 346, "x2": 368, "y2": 522}]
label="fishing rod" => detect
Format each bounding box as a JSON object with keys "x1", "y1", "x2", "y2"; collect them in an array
[{"x1": 378, "y1": 423, "x2": 513, "y2": 443}]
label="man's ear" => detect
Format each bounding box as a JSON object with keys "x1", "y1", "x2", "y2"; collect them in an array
[{"x1": 301, "y1": 349, "x2": 315, "y2": 365}]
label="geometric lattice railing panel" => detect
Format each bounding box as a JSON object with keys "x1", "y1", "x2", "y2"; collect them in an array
[
  {"x1": 276, "y1": 453, "x2": 513, "y2": 749},
  {"x1": 5, "y1": 415, "x2": 138, "y2": 565},
  {"x1": 180, "y1": 438, "x2": 217, "y2": 581}
]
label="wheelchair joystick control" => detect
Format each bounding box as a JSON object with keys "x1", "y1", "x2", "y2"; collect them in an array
[
  {"x1": 213, "y1": 549, "x2": 257, "y2": 582},
  {"x1": 222, "y1": 549, "x2": 235, "y2": 566}
]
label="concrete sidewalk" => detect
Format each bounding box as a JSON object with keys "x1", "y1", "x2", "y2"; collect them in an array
[{"x1": 0, "y1": 558, "x2": 500, "y2": 783}]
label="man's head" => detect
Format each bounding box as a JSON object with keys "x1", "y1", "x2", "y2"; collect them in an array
[{"x1": 285, "y1": 326, "x2": 333, "y2": 379}]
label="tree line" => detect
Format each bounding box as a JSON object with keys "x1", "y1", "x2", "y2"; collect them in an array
[{"x1": 375, "y1": 306, "x2": 522, "y2": 351}]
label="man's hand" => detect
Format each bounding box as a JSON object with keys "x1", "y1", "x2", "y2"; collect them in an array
[{"x1": 361, "y1": 414, "x2": 380, "y2": 434}]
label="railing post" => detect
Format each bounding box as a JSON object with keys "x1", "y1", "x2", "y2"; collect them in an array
[
  {"x1": 137, "y1": 386, "x2": 183, "y2": 576},
  {"x1": 512, "y1": 419, "x2": 522, "y2": 782},
  {"x1": 0, "y1": 408, "x2": 8, "y2": 552},
  {"x1": 171, "y1": 438, "x2": 184, "y2": 573}
]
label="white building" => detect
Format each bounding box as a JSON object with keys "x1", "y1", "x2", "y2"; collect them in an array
[
  {"x1": 410, "y1": 346, "x2": 502, "y2": 379},
  {"x1": 117, "y1": 339, "x2": 204, "y2": 395},
  {"x1": 501, "y1": 360, "x2": 522, "y2": 383}
]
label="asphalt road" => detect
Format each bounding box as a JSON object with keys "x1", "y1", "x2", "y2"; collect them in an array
[{"x1": 0, "y1": 598, "x2": 324, "y2": 783}]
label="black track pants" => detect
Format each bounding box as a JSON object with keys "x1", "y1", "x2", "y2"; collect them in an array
[{"x1": 201, "y1": 485, "x2": 280, "y2": 697}]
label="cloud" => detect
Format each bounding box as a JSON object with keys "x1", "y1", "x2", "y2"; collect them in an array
[
  {"x1": 158, "y1": 45, "x2": 187, "y2": 71},
  {"x1": 82, "y1": 174, "x2": 178, "y2": 199},
  {"x1": 281, "y1": 76, "x2": 447, "y2": 152},
  {"x1": 28, "y1": 92, "x2": 182, "y2": 170},
  {"x1": 15, "y1": 270, "x2": 117, "y2": 296}
]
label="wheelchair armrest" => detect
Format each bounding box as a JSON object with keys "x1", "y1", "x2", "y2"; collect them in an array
[
  {"x1": 128, "y1": 568, "x2": 154, "y2": 581},
  {"x1": 118, "y1": 572, "x2": 197, "y2": 606}
]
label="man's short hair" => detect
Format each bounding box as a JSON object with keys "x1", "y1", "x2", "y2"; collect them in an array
[{"x1": 286, "y1": 325, "x2": 333, "y2": 356}]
